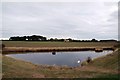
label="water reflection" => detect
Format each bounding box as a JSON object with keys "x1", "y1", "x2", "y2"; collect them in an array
[{"x1": 6, "y1": 50, "x2": 113, "y2": 67}]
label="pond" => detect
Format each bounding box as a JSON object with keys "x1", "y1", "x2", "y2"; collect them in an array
[{"x1": 6, "y1": 50, "x2": 113, "y2": 67}]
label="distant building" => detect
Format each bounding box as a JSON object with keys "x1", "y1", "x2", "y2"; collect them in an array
[{"x1": 64, "y1": 39, "x2": 69, "y2": 42}]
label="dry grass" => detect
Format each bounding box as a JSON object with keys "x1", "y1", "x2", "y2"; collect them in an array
[
  {"x1": 2, "y1": 41, "x2": 116, "y2": 53},
  {"x1": 2, "y1": 41, "x2": 119, "y2": 78},
  {"x1": 2, "y1": 49, "x2": 119, "y2": 78},
  {"x1": 2, "y1": 41, "x2": 117, "y2": 47}
]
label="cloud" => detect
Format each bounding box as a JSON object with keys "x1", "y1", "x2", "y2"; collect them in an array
[
  {"x1": 2, "y1": 0, "x2": 120, "y2": 2},
  {"x1": 2, "y1": 2, "x2": 118, "y2": 40}
]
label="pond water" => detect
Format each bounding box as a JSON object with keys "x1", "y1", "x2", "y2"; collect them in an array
[{"x1": 6, "y1": 50, "x2": 112, "y2": 67}]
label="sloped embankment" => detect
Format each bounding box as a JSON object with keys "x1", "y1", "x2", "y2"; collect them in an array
[{"x1": 2, "y1": 49, "x2": 119, "y2": 78}]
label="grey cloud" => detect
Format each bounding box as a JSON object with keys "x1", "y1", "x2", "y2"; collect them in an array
[{"x1": 2, "y1": 2, "x2": 118, "y2": 40}]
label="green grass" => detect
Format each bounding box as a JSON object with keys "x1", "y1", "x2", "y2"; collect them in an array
[{"x1": 2, "y1": 41, "x2": 117, "y2": 47}]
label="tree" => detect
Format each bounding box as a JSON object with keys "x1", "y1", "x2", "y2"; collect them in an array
[
  {"x1": 9, "y1": 35, "x2": 47, "y2": 41},
  {"x1": 50, "y1": 38, "x2": 54, "y2": 41},
  {"x1": 91, "y1": 39, "x2": 98, "y2": 42}
]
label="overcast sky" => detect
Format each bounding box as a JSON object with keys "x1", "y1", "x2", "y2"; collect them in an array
[{"x1": 2, "y1": 1, "x2": 118, "y2": 40}]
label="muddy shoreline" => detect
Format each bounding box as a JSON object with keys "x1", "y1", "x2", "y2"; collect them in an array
[{"x1": 2, "y1": 47, "x2": 114, "y2": 53}]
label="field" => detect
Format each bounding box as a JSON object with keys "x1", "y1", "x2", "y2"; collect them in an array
[
  {"x1": 2, "y1": 41, "x2": 117, "y2": 53},
  {"x1": 2, "y1": 41, "x2": 117, "y2": 47}
]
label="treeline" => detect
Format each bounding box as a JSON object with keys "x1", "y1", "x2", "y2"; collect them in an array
[
  {"x1": 9, "y1": 35, "x2": 47, "y2": 41},
  {"x1": 8, "y1": 35, "x2": 117, "y2": 42}
]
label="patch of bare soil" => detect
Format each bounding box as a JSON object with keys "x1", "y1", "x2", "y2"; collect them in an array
[{"x1": 32, "y1": 74, "x2": 45, "y2": 78}]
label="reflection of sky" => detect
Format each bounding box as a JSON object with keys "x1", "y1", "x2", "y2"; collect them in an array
[
  {"x1": 7, "y1": 51, "x2": 113, "y2": 67},
  {"x1": 2, "y1": 2, "x2": 118, "y2": 40}
]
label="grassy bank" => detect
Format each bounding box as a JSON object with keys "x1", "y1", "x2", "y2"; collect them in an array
[
  {"x1": 2, "y1": 49, "x2": 119, "y2": 78},
  {"x1": 3, "y1": 47, "x2": 114, "y2": 53},
  {"x1": 2, "y1": 41, "x2": 116, "y2": 53},
  {"x1": 2, "y1": 41, "x2": 119, "y2": 78}
]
